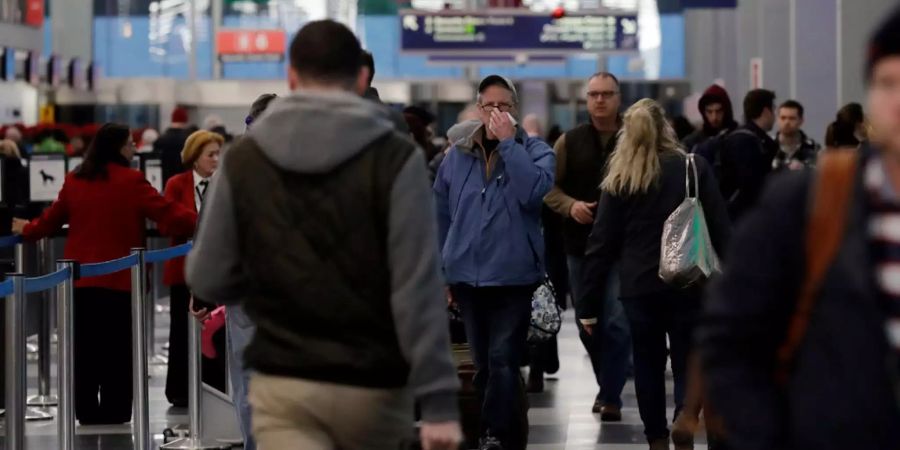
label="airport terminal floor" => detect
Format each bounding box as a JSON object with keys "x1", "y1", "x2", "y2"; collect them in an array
[{"x1": 11, "y1": 308, "x2": 698, "y2": 450}]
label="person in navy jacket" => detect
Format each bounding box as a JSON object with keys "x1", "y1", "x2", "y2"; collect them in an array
[
  {"x1": 433, "y1": 75, "x2": 555, "y2": 450},
  {"x1": 12, "y1": 123, "x2": 196, "y2": 425}
]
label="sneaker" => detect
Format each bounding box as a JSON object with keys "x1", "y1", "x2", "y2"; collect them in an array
[
  {"x1": 600, "y1": 404, "x2": 622, "y2": 422},
  {"x1": 480, "y1": 436, "x2": 504, "y2": 450},
  {"x1": 591, "y1": 393, "x2": 602, "y2": 413},
  {"x1": 649, "y1": 437, "x2": 671, "y2": 450}
]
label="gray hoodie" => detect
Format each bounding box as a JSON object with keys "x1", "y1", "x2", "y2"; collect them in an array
[{"x1": 186, "y1": 89, "x2": 460, "y2": 421}]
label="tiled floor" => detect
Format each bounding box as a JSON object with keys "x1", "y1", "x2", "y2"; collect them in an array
[{"x1": 2, "y1": 308, "x2": 708, "y2": 449}]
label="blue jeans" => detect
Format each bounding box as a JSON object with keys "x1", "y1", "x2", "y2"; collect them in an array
[
  {"x1": 453, "y1": 284, "x2": 533, "y2": 446},
  {"x1": 568, "y1": 255, "x2": 631, "y2": 408},
  {"x1": 226, "y1": 305, "x2": 256, "y2": 450},
  {"x1": 621, "y1": 291, "x2": 700, "y2": 442}
]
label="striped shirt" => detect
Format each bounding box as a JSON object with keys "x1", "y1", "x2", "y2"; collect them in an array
[{"x1": 865, "y1": 156, "x2": 900, "y2": 352}]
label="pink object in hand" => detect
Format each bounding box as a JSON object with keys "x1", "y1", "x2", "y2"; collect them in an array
[{"x1": 201, "y1": 306, "x2": 226, "y2": 359}]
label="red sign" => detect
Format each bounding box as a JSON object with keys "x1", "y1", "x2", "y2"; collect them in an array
[
  {"x1": 25, "y1": 0, "x2": 44, "y2": 27},
  {"x1": 217, "y1": 30, "x2": 286, "y2": 61}
]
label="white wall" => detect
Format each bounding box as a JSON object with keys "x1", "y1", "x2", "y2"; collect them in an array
[{"x1": 684, "y1": 0, "x2": 893, "y2": 144}]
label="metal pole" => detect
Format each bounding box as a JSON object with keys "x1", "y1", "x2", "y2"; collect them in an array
[
  {"x1": 5, "y1": 274, "x2": 26, "y2": 450},
  {"x1": 13, "y1": 241, "x2": 53, "y2": 421},
  {"x1": 160, "y1": 311, "x2": 227, "y2": 450},
  {"x1": 211, "y1": 0, "x2": 222, "y2": 80},
  {"x1": 188, "y1": 0, "x2": 198, "y2": 81},
  {"x1": 788, "y1": 0, "x2": 797, "y2": 99},
  {"x1": 56, "y1": 260, "x2": 76, "y2": 450},
  {"x1": 836, "y1": 0, "x2": 843, "y2": 108},
  {"x1": 29, "y1": 238, "x2": 57, "y2": 407},
  {"x1": 131, "y1": 248, "x2": 151, "y2": 450}
]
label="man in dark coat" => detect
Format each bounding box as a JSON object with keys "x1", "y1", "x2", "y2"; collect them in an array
[
  {"x1": 699, "y1": 8, "x2": 900, "y2": 450},
  {"x1": 155, "y1": 107, "x2": 192, "y2": 186},
  {"x1": 719, "y1": 89, "x2": 780, "y2": 221}
]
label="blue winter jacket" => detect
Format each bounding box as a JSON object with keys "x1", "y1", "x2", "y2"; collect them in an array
[{"x1": 433, "y1": 124, "x2": 555, "y2": 287}]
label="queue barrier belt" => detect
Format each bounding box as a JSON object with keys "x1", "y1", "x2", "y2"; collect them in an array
[
  {"x1": 145, "y1": 243, "x2": 192, "y2": 264},
  {"x1": 0, "y1": 278, "x2": 12, "y2": 297},
  {"x1": 24, "y1": 267, "x2": 72, "y2": 294},
  {"x1": 79, "y1": 254, "x2": 141, "y2": 279},
  {"x1": 0, "y1": 235, "x2": 22, "y2": 249}
]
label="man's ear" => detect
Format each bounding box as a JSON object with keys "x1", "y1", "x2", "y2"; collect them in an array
[{"x1": 355, "y1": 66, "x2": 370, "y2": 96}]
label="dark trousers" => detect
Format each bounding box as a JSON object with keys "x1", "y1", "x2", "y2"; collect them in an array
[
  {"x1": 75, "y1": 288, "x2": 133, "y2": 424},
  {"x1": 568, "y1": 256, "x2": 631, "y2": 408},
  {"x1": 621, "y1": 290, "x2": 701, "y2": 442},
  {"x1": 453, "y1": 284, "x2": 533, "y2": 447},
  {"x1": 166, "y1": 284, "x2": 228, "y2": 406}
]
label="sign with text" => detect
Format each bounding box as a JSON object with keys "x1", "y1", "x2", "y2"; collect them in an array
[
  {"x1": 400, "y1": 10, "x2": 639, "y2": 54},
  {"x1": 683, "y1": 0, "x2": 737, "y2": 8},
  {"x1": 216, "y1": 29, "x2": 286, "y2": 62}
]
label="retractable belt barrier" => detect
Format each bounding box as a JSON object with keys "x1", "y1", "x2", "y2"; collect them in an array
[
  {"x1": 1, "y1": 238, "x2": 196, "y2": 450},
  {"x1": 0, "y1": 234, "x2": 23, "y2": 249}
]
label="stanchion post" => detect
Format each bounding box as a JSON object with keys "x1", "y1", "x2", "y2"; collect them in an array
[
  {"x1": 14, "y1": 242, "x2": 23, "y2": 273},
  {"x1": 56, "y1": 260, "x2": 76, "y2": 450},
  {"x1": 6, "y1": 274, "x2": 26, "y2": 450},
  {"x1": 131, "y1": 248, "x2": 151, "y2": 450},
  {"x1": 160, "y1": 281, "x2": 227, "y2": 449},
  {"x1": 29, "y1": 238, "x2": 57, "y2": 408}
]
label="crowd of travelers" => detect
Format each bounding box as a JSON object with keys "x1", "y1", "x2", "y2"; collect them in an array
[{"x1": 2, "y1": 6, "x2": 899, "y2": 450}]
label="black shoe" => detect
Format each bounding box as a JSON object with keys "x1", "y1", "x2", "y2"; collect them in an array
[
  {"x1": 480, "y1": 436, "x2": 504, "y2": 450},
  {"x1": 544, "y1": 338, "x2": 560, "y2": 375},
  {"x1": 526, "y1": 371, "x2": 544, "y2": 393},
  {"x1": 600, "y1": 404, "x2": 623, "y2": 422},
  {"x1": 592, "y1": 394, "x2": 603, "y2": 414}
]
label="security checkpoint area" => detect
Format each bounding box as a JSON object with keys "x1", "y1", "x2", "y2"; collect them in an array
[{"x1": 0, "y1": 0, "x2": 897, "y2": 449}]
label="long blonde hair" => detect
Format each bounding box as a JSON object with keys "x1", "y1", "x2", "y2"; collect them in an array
[{"x1": 601, "y1": 98, "x2": 683, "y2": 196}]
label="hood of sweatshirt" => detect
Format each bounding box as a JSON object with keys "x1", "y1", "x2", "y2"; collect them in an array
[{"x1": 247, "y1": 90, "x2": 395, "y2": 174}]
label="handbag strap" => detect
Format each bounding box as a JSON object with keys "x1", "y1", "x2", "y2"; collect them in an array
[
  {"x1": 684, "y1": 153, "x2": 700, "y2": 199},
  {"x1": 775, "y1": 149, "x2": 859, "y2": 385}
]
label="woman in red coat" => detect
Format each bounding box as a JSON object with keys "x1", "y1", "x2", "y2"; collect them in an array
[
  {"x1": 161, "y1": 130, "x2": 225, "y2": 406},
  {"x1": 12, "y1": 123, "x2": 197, "y2": 425}
]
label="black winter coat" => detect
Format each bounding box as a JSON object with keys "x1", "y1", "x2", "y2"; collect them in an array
[
  {"x1": 699, "y1": 144, "x2": 900, "y2": 450},
  {"x1": 720, "y1": 122, "x2": 779, "y2": 221},
  {"x1": 576, "y1": 152, "x2": 730, "y2": 322}
]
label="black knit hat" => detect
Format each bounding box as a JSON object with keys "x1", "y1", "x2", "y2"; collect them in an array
[{"x1": 867, "y1": 6, "x2": 900, "y2": 80}]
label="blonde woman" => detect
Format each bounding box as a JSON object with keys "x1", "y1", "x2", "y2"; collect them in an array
[
  {"x1": 576, "y1": 99, "x2": 730, "y2": 450},
  {"x1": 161, "y1": 130, "x2": 225, "y2": 406}
]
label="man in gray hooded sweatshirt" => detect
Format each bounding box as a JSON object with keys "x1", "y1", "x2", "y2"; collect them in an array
[{"x1": 186, "y1": 19, "x2": 461, "y2": 450}]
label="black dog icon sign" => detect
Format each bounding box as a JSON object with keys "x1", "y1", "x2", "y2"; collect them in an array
[{"x1": 39, "y1": 170, "x2": 56, "y2": 186}]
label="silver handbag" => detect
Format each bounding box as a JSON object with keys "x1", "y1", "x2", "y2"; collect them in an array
[{"x1": 659, "y1": 154, "x2": 722, "y2": 288}]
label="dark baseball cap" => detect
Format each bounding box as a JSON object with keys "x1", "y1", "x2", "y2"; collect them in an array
[{"x1": 478, "y1": 75, "x2": 518, "y2": 103}]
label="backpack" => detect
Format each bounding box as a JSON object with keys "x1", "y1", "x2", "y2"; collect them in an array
[
  {"x1": 691, "y1": 128, "x2": 758, "y2": 204},
  {"x1": 775, "y1": 149, "x2": 859, "y2": 383}
]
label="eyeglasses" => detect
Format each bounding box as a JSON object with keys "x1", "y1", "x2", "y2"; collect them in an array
[
  {"x1": 479, "y1": 103, "x2": 515, "y2": 113},
  {"x1": 587, "y1": 90, "x2": 620, "y2": 100}
]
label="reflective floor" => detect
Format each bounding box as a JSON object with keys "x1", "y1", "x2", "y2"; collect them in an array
[{"x1": 1, "y1": 307, "x2": 708, "y2": 450}]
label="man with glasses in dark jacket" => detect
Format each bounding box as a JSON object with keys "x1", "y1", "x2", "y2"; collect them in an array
[{"x1": 544, "y1": 72, "x2": 631, "y2": 421}]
